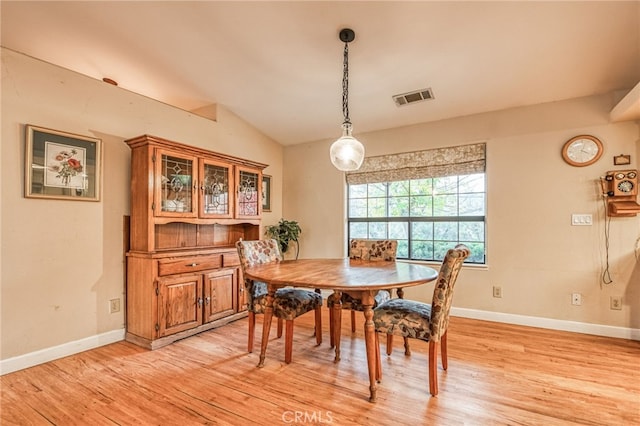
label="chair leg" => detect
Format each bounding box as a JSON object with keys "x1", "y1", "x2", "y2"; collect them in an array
[
  {"x1": 284, "y1": 320, "x2": 294, "y2": 364},
  {"x1": 277, "y1": 317, "x2": 283, "y2": 338},
  {"x1": 248, "y1": 312, "x2": 256, "y2": 353},
  {"x1": 385, "y1": 335, "x2": 411, "y2": 356},
  {"x1": 392, "y1": 287, "x2": 407, "y2": 356},
  {"x1": 313, "y1": 289, "x2": 321, "y2": 338},
  {"x1": 441, "y1": 331, "x2": 448, "y2": 370},
  {"x1": 350, "y1": 310, "x2": 356, "y2": 332},
  {"x1": 375, "y1": 333, "x2": 382, "y2": 382},
  {"x1": 315, "y1": 306, "x2": 322, "y2": 345},
  {"x1": 386, "y1": 333, "x2": 393, "y2": 356},
  {"x1": 428, "y1": 340, "x2": 438, "y2": 396},
  {"x1": 329, "y1": 304, "x2": 335, "y2": 348}
]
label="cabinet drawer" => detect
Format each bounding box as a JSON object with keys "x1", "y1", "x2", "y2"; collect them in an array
[
  {"x1": 222, "y1": 252, "x2": 240, "y2": 267},
  {"x1": 158, "y1": 255, "x2": 222, "y2": 276}
]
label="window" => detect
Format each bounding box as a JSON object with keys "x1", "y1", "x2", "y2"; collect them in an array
[{"x1": 346, "y1": 143, "x2": 486, "y2": 264}]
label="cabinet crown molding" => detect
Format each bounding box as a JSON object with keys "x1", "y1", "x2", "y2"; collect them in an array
[{"x1": 125, "y1": 134, "x2": 268, "y2": 170}]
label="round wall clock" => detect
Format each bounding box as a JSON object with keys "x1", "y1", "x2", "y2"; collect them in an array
[{"x1": 561, "y1": 135, "x2": 603, "y2": 167}]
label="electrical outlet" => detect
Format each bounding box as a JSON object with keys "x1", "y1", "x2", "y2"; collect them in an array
[
  {"x1": 109, "y1": 298, "x2": 121, "y2": 313},
  {"x1": 492, "y1": 286, "x2": 502, "y2": 298},
  {"x1": 571, "y1": 293, "x2": 582, "y2": 306},
  {"x1": 610, "y1": 296, "x2": 622, "y2": 310}
]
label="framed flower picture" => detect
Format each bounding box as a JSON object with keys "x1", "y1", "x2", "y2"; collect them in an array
[{"x1": 25, "y1": 125, "x2": 102, "y2": 201}]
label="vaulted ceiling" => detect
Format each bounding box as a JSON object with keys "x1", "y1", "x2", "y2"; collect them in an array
[{"x1": 2, "y1": 1, "x2": 639, "y2": 145}]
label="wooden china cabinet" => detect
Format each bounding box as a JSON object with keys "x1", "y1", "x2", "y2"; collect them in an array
[{"x1": 125, "y1": 135, "x2": 266, "y2": 349}]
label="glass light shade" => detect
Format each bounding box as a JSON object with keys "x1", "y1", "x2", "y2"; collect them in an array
[{"x1": 330, "y1": 123, "x2": 365, "y2": 171}]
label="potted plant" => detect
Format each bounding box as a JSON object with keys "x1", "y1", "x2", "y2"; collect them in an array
[{"x1": 265, "y1": 218, "x2": 302, "y2": 259}]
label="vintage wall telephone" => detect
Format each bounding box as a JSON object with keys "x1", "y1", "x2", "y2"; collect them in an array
[{"x1": 601, "y1": 169, "x2": 640, "y2": 217}]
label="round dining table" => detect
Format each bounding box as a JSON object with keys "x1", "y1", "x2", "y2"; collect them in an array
[{"x1": 243, "y1": 258, "x2": 438, "y2": 402}]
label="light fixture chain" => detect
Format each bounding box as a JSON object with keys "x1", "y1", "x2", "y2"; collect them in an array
[
  {"x1": 342, "y1": 42, "x2": 351, "y2": 125},
  {"x1": 330, "y1": 28, "x2": 364, "y2": 172}
]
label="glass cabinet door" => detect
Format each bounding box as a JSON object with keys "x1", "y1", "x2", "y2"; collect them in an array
[
  {"x1": 236, "y1": 167, "x2": 261, "y2": 219},
  {"x1": 156, "y1": 149, "x2": 198, "y2": 217},
  {"x1": 200, "y1": 160, "x2": 233, "y2": 218}
]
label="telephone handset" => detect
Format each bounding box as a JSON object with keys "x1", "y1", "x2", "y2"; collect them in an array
[{"x1": 602, "y1": 169, "x2": 640, "y2": 216}]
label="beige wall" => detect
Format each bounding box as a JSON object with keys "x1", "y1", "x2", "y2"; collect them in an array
[
  {"x1": 0, "y1": 48, "x2": 283, "y2": 361},
  {"x1": 284, "y1": 94, "x2": 640, "y2": 331}
]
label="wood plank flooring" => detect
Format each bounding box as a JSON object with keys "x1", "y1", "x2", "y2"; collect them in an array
[{"x1": 1, "y1": 308, "x2": 639, "y2": 425}]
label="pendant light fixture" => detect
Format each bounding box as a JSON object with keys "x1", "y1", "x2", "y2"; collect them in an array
[{"x1": 330, "y1": 28, "x2": 365, "y2": 172}]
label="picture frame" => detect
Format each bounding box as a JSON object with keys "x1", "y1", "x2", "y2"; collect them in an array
[
  {"x1": 613, "y1": 154, "x2": 631, "y2": 166},
  {"x1": 25, "y1": 124, "x2": 102, "y2": 201},
  {"x1": 262, "y1": 174, "x2": 272, "y2": 212}
]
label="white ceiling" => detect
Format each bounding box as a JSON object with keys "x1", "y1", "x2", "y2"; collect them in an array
[{"x1": 2, "y1": 1, "x2": 639, "y2": 146}]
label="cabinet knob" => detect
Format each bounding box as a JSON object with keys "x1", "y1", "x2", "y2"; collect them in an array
[
  {"x1": 188, "y1": 263, "x2": 198, "y2": 267},
  {"x1": 205, "y1": 296, "x2": 211, "y2": 305},
  {"x1": 197, "y1": 298, "x2": 203, "y2": 307}
]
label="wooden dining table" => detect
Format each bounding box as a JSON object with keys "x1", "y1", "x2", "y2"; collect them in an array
[{"x1": 243, "y1": 258, "x2": 438, "y2": 402}]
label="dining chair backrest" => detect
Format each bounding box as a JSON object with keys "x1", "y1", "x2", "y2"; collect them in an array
[
  {"x1": 429, "y1": 244, "x2": 470, "y2": 341},
  {"x1": 236, "y1": 239, "x2": 284, "y2": 309},
  {"x1": 349, "y1": 239, "x2": 398, "y2": 261},
  {"x1": 236, "y1": 239, "x2": 283, "y2": 271}
]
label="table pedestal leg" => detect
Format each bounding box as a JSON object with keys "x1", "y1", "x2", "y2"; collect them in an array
[
  {"x1": 258, "y1": 286, "x2": 276, "y2": 368},
  {"x1": 332, "y1": 291, "x2": 342, "y2": 362},
  {"x1": 361, "y1": 291, "x2": 377, "y2": 402}
]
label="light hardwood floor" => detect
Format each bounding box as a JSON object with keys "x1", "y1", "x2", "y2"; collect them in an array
[{"x1": 2, "y1": 308, "x2": 639, "y2": 425}]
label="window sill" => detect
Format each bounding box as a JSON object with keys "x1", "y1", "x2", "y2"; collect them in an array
[{"x1": 397, "y1": 259, "x2": 489, "y2": 271}]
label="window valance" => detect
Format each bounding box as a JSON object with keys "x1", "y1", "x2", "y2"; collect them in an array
[{"x1": 345, "y1": 142, "x2": 486, "y2": 185}]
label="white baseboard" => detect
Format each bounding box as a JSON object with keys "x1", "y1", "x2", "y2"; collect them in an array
[
  {"x1": 0, "y1": 328, "x2": 125, "y2": 376},
  {"x1": 451, "y1": 307, "x2": 640, "y2": 341}
]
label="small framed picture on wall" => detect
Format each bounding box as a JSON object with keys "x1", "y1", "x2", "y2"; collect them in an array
[
  {"x1": 613, "y1": 154, "x2": 631, "y2": 166},
  {"x1": 24, "y1": 124, "x2": 102, "y2": 201},
  {"x1": 262, "y1": 174, "x2": 272, "y2": 212}
]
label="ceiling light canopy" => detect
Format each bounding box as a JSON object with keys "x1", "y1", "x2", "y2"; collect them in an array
[{"x1": 330, "y1": 28, "x2": 365, "y2": 172}]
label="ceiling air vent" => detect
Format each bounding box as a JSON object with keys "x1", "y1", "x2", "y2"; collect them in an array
[{"x1": 392, "y1": 88, "x2": 434, "y2": 107}]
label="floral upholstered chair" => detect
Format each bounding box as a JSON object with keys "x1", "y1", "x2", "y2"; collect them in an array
[
  {"x1": 236, "y1": 239, "x2": 322, "y2": 364},
  {"x1": 373, "y1": 244, "x2": 470, "y2": 396},
  {"x1": 326, "y1": 239, "x2": 398, "y2": 355}
]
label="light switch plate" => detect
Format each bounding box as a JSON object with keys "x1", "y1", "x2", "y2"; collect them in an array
[{"x1": 571, "y1": 214, "x2": 592, "y2": 226}]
